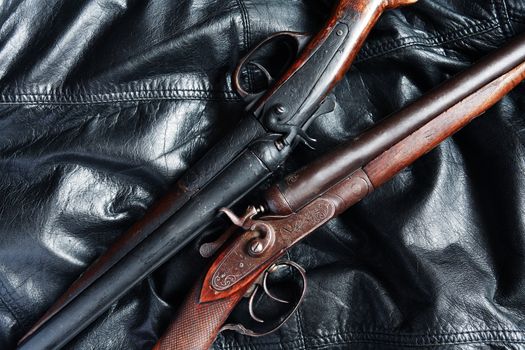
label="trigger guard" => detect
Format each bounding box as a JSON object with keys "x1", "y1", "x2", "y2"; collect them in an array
[
  {"x1": 220, "y1": 260, "x2": 307, "y2": 338},
  {"x1": 232, "y1": 31, "x2": 310, "y2": 98}
]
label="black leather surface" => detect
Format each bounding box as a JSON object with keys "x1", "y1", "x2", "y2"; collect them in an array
[{"x1": 2, "y1": 0, "x2": 525, "y2": 349}]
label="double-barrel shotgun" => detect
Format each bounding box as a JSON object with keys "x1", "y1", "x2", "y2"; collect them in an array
[
  {"x1": 18, "y1": 1, "x2": 417, "y2": 348},
  {"x1": 154, "y1": 35, "x2": 525, "y2": 350}
]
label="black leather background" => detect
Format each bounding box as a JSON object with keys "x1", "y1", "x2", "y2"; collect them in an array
[{"x1": 2, "y1": 0, "x2": 525, "y2": 349}]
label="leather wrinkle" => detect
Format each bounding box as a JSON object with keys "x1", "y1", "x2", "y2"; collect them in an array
[
  {"x1": 235, "y1": 0, "x2": 251, "y2": 52},
  {"x1": 357, "y1": 0, "x2": 501, "y2": 61},
  {"x1": 212, "y1": 329, "x2": 525, "y2": 350},
  {"x1": 0, "y1": 89, "x2": 242, "y2": 105},
  {"x1": 493, "y1": 0, "x2": 515, "y2": 38},
  {"x1": 510, "y1": 8, "x2": 525, "y2": 18},
  {"x1": 510, "y1": 14, "x2": 525, "y2": 24},
  {"x1": 0, "y1": 20, "x2": 511, "y2": 105},
  {"x1": 78, "y1": 3, "x2": 239, "y2": 84},
  {"x1": 0, "y1": 280, "x2": 22, "y2": 330},
  {"x1": 235, "y1": 0, "x2": 254, "y2": 91},
  {"x1": 4, "y1": 1, "x2": 525, "y2": 349},
  {"x1": 356, "y1": 20, "x2": 501, "y2": 63}
]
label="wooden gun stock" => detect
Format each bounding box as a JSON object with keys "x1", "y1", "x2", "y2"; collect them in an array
[
  {"x1": 365, "y1": 62, "x2": 525, "y2": 187},
  {"x1": 152, "y1": 284, "x2": 246, "y2": 350},
  {"x1": 18, "y1": 1, "x2": 417, "y2": 349},
  {"x1": 154, "y1": 58, "x2": 525, "y2": 350}
]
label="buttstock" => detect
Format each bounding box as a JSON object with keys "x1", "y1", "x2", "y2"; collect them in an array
[
  {"x1": 242, "y1": 0, "x2": 418, "y2": 137},
  {"x1": 153, "y1": 281, "x2": 244, "y2": 350},
  {"x1": 154, "y1": 1, "x2": 428, "y2": 349}
]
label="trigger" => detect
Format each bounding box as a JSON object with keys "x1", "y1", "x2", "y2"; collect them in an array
[
  {"x1": 242, "y1": 62, "x2": 275, "y2": 106},
  {"x1": 249, "y1": 62, "x2": 275, "y2": 86},
  {"x1": 295, "y1": 97, "x2": 336, "y2": 149},
  {"x1": 296, "y1": 129, "x2": 317, "y2": 150},
  {"x1": 310, "y1": 97, "x2": 336, "y2": 125}
]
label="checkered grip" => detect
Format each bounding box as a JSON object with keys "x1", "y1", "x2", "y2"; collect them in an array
[{"x1": 154, "y1": 284, "x2": 242, "y2": 350}]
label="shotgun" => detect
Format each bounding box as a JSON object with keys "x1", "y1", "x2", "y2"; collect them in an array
[
  {"x1": 18, "y1": 1, "x2": 417, "y2": 348},
  {"x1": 154, "y1": 41, "x2": 525, "y2": 350}
]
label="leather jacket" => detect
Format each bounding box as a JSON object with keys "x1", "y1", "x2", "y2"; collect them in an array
[{"x1": 2, "y1": 0, "x2": 525, "y2": 349}]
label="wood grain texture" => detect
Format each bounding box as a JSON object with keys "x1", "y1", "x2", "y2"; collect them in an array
[
  {"x1": 320, "y1": 0, "x2": 418, "y2": 96},
  {"x1": 154, "y1": 54, "x2": 525, "y2": 350},
  {"x1": 153, "y1": 281, "x2": 244, "y2": 350},
  {"x1": 152, "y1": 60, "x2": 525, "y2": 350},
  {"x1": 152, "y1": 1, "x2": 419, "y2": 348},
  {"x1": 251, "y1": 0, "x2": 417, "y2": 114},
  {"x1": 364, "y1": 62, "x2": 525, "y2": 187},
  {"x1": 265, "y1": 33, "x2": 525, "y2": 215}
]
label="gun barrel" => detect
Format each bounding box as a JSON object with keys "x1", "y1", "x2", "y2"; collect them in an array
[
  {"x1": 364, "y1": 61, "x2": 525, "y2": 189},
  {"x1": 266, "y1": 33, "x2": 525, "y2": 214},
  {"x1": 153, "y1": 60, "x2": 525, "y2": 350},
  {"x1": 18, "y1": 1, "x2": 403, "y2": 349}
]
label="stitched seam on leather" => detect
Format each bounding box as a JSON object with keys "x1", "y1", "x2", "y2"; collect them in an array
[
  {"x1": 0, "y1": 90, "x2": 241, "y2": 105},
  {"x1": 216, "y1": 329, "x2": 525, "y2": 349},
  {"x1": 287, "y1": 250, "x2": 306, "y2": 350},
  {"x1": 221, "y1": 340, "x2": 525, "y2": 350},
  {"x1": 236, "y1": 0, "x2": 254, "y2": 91},
  {"x1": 0, "y1": 21, "x2": 507, "y2": 104},
  {"x1": 304, "y1": 330, "x2": 525, "y2": 347},
  {"x1": 356, "y1": 20, "x2": 500, "y2": 62},
  {"x1": 293, "y1": 302, "x2": 306, "y2": 350},
  {"x1": 240, "y1": 338, "x2": 525, "y2": 349},
  {"x1": 238, "y1": 0, "x2": 251, "y2": 53},
  {"x1": 359, "y1": 20, "x2": 497, "y2": 58},
  {"x1": 242, "y1": 0, "x2": 253, "y2": 89},
  {"x1": 1, "y1": 89, "x2": 236, "y2": 94},
  {"x1": 235, "y1": 0, "x2": 248, "y2": 52}
]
